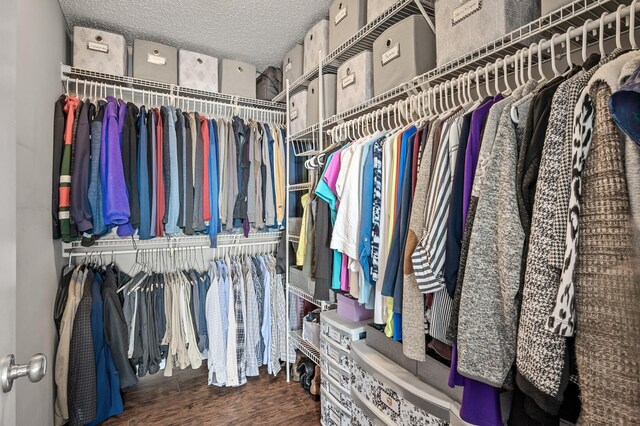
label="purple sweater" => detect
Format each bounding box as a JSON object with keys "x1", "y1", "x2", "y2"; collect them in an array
[
  {"x1": 101, "y1": 97, "x2": 131, "y2": 229},
  {"x1": 462, "y1": 94, "x2": 503, "y2": 226}
]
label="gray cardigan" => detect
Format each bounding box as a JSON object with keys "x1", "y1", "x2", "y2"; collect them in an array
[{"x1": 456, "y1": 87, "x2": 526, "y2": 387}]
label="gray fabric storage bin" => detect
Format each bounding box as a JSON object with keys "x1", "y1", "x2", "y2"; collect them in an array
[
  {"x1": 307, "y1": 74, "x2": 337, "y2": 126},
  {"x1": 337, "y1": 50, "x2": 373, "y2": 114},
  {"x1": 283, "y1": 44, "x2": 304, "y2": 85},
  {"x1": 73, "y1": 26, "x2": 127, "y2": 76},
  {"x1": 256, "y1": 66, "x2": 282, "y2": 101},
  {"x1": 304, "y1": 19, "x2": 330, "y2": 73},
  {"x1": 289, "y1": 266, "x2": 315, "y2": 295},
  {"x1": 435, "y1": 0, "x2": 540, "y2": 66},
  {"x1": 178, "y1": 49, "x2": 218, "y2": 92},
  {"x1": 541, "y1": 0, "x2": 574, "y2": 15},
  {"x1": 133, "y1": 39, "x2": 177, "y2": 84},
  {"x1": 416, "y1": 354, "x2": 463, "y2": 403},
  {"x1": 367, "y1": 0, "x2": 395, "y2": 23},
  {"x1": 219, "y1": 59, "x2": 257, "y2": 98},
  {"x1": 289, "y1": 90, "x2": 308, "y2": 135},
  {"x1": 329, "y1": 0, "x2": 367, "y2": 53},
  {"x1": 372, "y1": 15, "x2": 436, "y2": 96},
  {"x1": 364, "y1": 324, "x2": 418, "y2": 375}
]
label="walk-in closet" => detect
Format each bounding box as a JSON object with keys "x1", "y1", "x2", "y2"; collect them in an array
[{"x1": 2, "y1": 0, "x2": 640, "y2": 425}]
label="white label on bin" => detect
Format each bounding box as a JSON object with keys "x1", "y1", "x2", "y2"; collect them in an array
[
  {"x1": 335, "y1": 7, "x2": 348, "y2": 25},
  {"x1": 328, "y1": 366, "x2": 340, "y2": 382},
  {"x1": 87, "y1": 41, "x2": 109, "y2": 53},
  {"x1": 329, "y1": 410, "x2": 341, "y2": 425},
  {"x1": 147, "y1": 53, "x2": 167, "y2": 65},
  {"x1": 329, "y1": 328, "x2": 341, "y2": 342},
  {"x1": 285, "y1": 62, "x2": 292, "y2": 73},
  {"x1": 290, "y1": 109, "x2": 298, "y2": 121},
  {"x1": 380, "y1": 389, "x2": 400, "y2": 415},
  {"x1": 341, "y1": 73, "x2": 356, "y2": 88},
  {"x1": 329, "y1": 383, "x2": 340, "y2": 399},
  {"x1": 452, "y1": 0, "x2": 482, "y2": 25},
  {"x1": 381, "y1": 44, "x2": 400, "y2": 65}
]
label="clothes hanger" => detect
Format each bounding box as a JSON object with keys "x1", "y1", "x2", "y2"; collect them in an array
[
  {"x1": 565, "y1": 27, "x2": 574, "y2": 71},
  {"x1": 528, "y1": 43, "x2": 536, "y2": 82},
  {"x1": 630, "y1": 0, "x2": 638, "y2": 50},
  {"x1": 538, "y1": 39, "x2": 548, "y2": 81},
  {"x1": 467, "y1": 71, "x2": 474, "y2": 102},
  {"x1": 405, "y1": 98, "x2": 412, "y2": 124},
  {"x1": 581, "y1": 19, "x2": 592, "y2": 63},
  {"x1": 517, "y1": 49, "x2": 524, "y2": 86},
  {"x1": 493, "y1": 59, "x2": 501, "y2": 94},
  {"x1": 441, "y1": 82, "x2": 449, "y2": 112},
  {"x1": 599, "y1": 12, "x2": 607, "y2": 57},
  {"x1": 449, "y1": 80, "x2": 456, "y2": 110},
  {"x1": 475, "y1": 67, "x2": 484, "y2": 100},
  {"x1": 424, "y1": 88, "x2": 432, "y2": 116},
  {"x1": 502, "y1": 55, "x2": 512, "y2": 93},
  {"x1": 615, "y1": 5, "x2": 624, "y2": 50},
  {"x1": 550, "y1": 34, "x2": 561, "y2": 77},
  {"x1": 513, "y1": 51, "x2": 521, "y2": 88}
]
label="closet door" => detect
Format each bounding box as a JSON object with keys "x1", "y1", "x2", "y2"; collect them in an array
[{"x1": 0, "y1": 0, "x2": 17, "y2": 423}]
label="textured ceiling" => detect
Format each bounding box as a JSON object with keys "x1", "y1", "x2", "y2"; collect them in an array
[{"x1": 58, "y1": 0, "x2": 331, "y2": 72}]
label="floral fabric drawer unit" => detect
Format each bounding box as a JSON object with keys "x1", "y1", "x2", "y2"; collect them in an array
[
  {"x1": 351, "y1": 400, "x2": 375, "y2": 426},
  {"x1": 321, "y1": 322, "x2": 352, "y2": 351},
  {"x1": 320, "y1": 337, "x2": 351, "y2": 371},
  {"x1": 352, "y1": 363, "x2": 449, "y2": 426},
  {"x1": 321, "y1": 389, "x2": 351, "y2": 426},
  {"x1": 322, "y1": 375, "x2": 351, "y2": 411},
  {"x1": 321, "y1": 357, "x2": 351, "y2": 390}
]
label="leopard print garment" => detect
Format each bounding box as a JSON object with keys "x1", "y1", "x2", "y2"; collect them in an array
[{"x1": 546, "y1": 92, "x2": 595, "y2": 337}]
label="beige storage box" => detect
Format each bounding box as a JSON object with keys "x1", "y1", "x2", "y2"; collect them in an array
[
  {"x1": 73, "y1": 26, "x2": 127, "y2": 75},
  {"x1": 219, "y1": 59, "x2": 257, "y2": 98},
  {"x1": 178, "y1": 49, "x2": 218, "y2": 92},
  {"x1": 372, "y1": 15, "x2": 436, "y2": 95},
  {"x1": 329, "y1": 0, "x2": 367, "y2": 52},
  {"x1": 336, "y1": 50, "x2": 373, "y2": 113},
  {"x1": 133, "y1": 39, "x2": 178, "y2": 84},
  {"x1": 307, "y1": 74, "x2": 337, "y2": 126},
  {"x1": 304, "y1": 19, "x2": 330, "y2": 73}
]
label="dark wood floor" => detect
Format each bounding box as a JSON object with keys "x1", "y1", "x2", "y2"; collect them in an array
[{"x1": 103, "y1": 365, "x2": 321, "y2": 425}]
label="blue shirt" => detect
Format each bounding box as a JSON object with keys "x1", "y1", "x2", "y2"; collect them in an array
[
  {"x1": 88, "y1": 101, "x2": 108, "y2": 236},
  {"x1": 259, "y1": 256, "x2": 272, "y2": 372},
  {"x1": 165, "y1": 107, "x2": 181, "y2": 234},
  {"x1": 358, "y1": 139, "x2": 376, "y2": 307},
  {"x1": 137, "y1": 107, "x2": 151, "y2": 240},
  {"x1": 88, "y1": 272, "x2": 123, "y2": 425},
  {"x1": 209, "y1": 119, "x2": 220, "y2": 247}
]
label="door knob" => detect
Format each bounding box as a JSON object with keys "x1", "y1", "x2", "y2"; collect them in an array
[{"x1": 0, "y1": 353, "x2": 47, "y2": 393}]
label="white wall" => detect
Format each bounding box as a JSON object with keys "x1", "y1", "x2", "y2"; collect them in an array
[{"x1": 15, "y1": 0, "x2": 68, "y2": 424}]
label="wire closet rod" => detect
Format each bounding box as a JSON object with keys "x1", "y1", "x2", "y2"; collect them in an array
[
  {"x1": 413, "y1": 2, "x2": 637, "y2": 90},
  {"x1": 62, "y1": 76, "x2": 287, "y2": 125},
  {"x1": 67, "y1": 240, "x2": 279, "y2": 259},
  {"x1": 328, "y1": 2, "x2": 639, "y2": 140}
]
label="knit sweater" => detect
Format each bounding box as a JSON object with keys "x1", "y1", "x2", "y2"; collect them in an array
[
  {"x1": 457, "y1": 83, "x2": 533, "y2": 387},
  {"x1": 573, "y1": 51, "x2": 640, "y2": 425},
  {"x1": 516, "y1": 73, "x2": 579, "y2": 413},
  {"x1": 402, "y1": 122, "x2": 436, "y2": 361}
]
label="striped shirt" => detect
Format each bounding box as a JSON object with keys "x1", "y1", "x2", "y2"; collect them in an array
[{"x1": 414, "y1": 115, "x2": 461, "y2": 294}]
